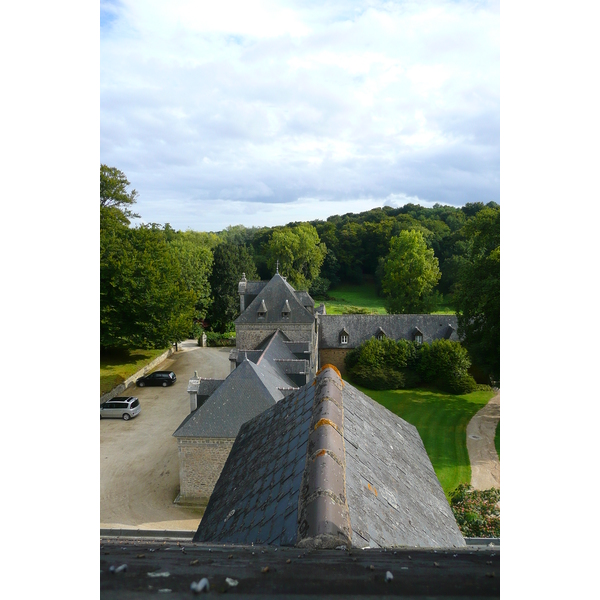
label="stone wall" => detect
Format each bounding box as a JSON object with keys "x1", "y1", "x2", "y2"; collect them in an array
[
  {"x1": 175, "y1": 437, "x2": 235, "y2": 505},
  {"x1": 319, "y1": 348, "x2": 350, "y2": 376}
]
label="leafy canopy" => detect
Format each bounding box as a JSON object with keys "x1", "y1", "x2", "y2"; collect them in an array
[
  {"x1": 265, "y1": 223, "x2": 327, "y2": 290},
  {"x1": 207, "y1": 242, "x2": 258, "y2": 333},
  {"x1": 382, "y1": 230, "x2": 441, "y2": 314},
  {"x1": 100, "y1": 164, "x2": 140, "y2": 221},
  {"x1": 454, "y1": 207, "x2": 500, "y2": 382}
]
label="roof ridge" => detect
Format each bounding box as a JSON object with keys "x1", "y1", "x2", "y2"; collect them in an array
[{"x1": 297, "y1": 366, "x2": 352, "y2": 549}]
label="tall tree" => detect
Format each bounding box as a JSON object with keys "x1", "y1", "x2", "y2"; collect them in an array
[
  {"x1": 101, "y1": 223, "x2": 199, "y2": 350},
  {"x1": 265, "y1": 223, "x2": 327, "y2": 290},
  {"x1": 100, "y1": 165, "x2": 140, "y2": 222},
  {"x1": 207, "y1": 242, "x2": 258, "y2": 332},
  {"x1": 169, "y1": 233, "x2": 213, "y2": 320},
  {"x1": 454, "y1": 207, "x2": 500, "y2": 382},
  {"x1": 381, "y1": 230, "x2": 441, "y2": 314}
]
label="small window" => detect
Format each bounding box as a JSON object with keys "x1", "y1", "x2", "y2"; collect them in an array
[
  {"x1": 340, "y1": 334, "x2": 349, "y2": 345},
  {"x1": 377, "y1": 333, "x2": 385, "y2": 341},
  {"x1": 414, "y1": 334, "x2": 423, "y2": 344},
  {"x1": 258, "y1": 311, "x2": 266, "y2": 319}
]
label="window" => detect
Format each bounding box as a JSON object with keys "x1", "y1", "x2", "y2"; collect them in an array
[
  {"x1": 414, "y1": 334, "x2": 423, "y2": 344},
  {"x1": 340, "y1": 334, "x2": 349, "y2": 344},
  {"x1": 257, "y1": 299, "x2": 268, "y2": 319}
]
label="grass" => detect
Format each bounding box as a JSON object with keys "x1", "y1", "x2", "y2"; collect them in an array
[
  {"x1": 100, "y1": 347, "x2": 169, "y2": 396},
  {"x1": 354, "y1": 385, "x2": 496, "y2": 498},
  {"x1": 321, "y1": 283, "x2": 456, "y2": 315}
]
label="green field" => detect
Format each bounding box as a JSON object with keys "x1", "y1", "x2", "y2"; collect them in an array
[
  {"x1": 323, "y1": 283, "x2": 455, "y2": 315},
  {"x1": 354, "y1": 385, "x2": 496, "y2": 498},
  {"x1": 100, "y1": 348, "x2": 168, "y2": 396}
]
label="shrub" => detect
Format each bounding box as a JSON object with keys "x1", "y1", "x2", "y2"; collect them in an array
[
  {"x1": 475, "y1": 383, "x2": 493, "y2": 392},
  {"x1": 418, "y1": 339, "x2": 475, "y2": 394},
  {"x1": 345, "y1": 306, "x2": 372, "y2": 314},
  {"x1": 204, "y1": 331, "x2": 236, "y2": 347},
  {"x1": 450, "y1": 484, "x2": 500, "y2": 538},
  {"x1": 309, "y1": 276, "x2": 331, "y2": 298},
  {"x1": 345, "y1": 338, "x2": 422, "y2": 390},
  {"x1": 348, "y1": 364, "x2": 405, "y2": 390}
]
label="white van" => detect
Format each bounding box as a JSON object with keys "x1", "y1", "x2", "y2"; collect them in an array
[{"x1": 100, "y1": 397, "x2": 141, "y2": 421}]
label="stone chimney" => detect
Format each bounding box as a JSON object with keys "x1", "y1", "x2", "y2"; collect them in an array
[{"x1": 238, "y1": 272, "x2": 247, "y2": 312}]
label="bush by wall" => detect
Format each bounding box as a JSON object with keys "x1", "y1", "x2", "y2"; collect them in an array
[
  {"x1": 449, "y1": 483, "x2": 500, "y2": 538},
  {"x1": 344, "y1": 337, "x2": 476, "y2": 394},
  {"x1": 202, "y1": 331, "x2": 236, "y2": 347}
]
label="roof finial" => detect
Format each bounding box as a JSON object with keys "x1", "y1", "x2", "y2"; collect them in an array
[{"x1": 276, "y1": 259, "x2": 279, "y2": 274}]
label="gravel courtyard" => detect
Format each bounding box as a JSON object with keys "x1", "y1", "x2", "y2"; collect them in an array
[{"x1": 100, "y1": 342, "x2": 231, "y2": 531}]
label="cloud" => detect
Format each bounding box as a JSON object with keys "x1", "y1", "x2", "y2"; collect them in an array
[{"x1": 101, "y1": 0, "x2": 499, "y2": 231}]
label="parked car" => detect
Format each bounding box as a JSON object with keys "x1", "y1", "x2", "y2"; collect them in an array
[
  {"x1": 100, "y1": 397, "x2": 141, "y2": 421},
  {"x1": 136, "y1": 370, "x2": 177, "y2": 387}
]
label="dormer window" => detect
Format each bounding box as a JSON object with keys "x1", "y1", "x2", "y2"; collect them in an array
[
  {"x1": 413, "y1": 327, "x2": 423, "y2": 344},
  {"x1": 376, "y1": 327, "x2": 386, "y2": 341},
  {"x1": 257, "y1": 299, "x2": 267, "y2": 319},
  {"x1": 281, "y1": 299, "x2": 291, "y2": 319},
  {"x1": 339, "y1": 328, "x2": 349, "y2": 345}
]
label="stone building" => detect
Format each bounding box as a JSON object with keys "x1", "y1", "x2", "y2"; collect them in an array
[
  {"x1": 173, "y1": 355, "x2": 296, "y2": 504},
  {"x1": 174, "y1": 270, "x2": 462, "y2": 508},
  {"x1": 235, "y1": 272, "x2": 322, "y2": 379},
  {"x1": 318, "y1": 314, "x2": 459, "y2": 376}
]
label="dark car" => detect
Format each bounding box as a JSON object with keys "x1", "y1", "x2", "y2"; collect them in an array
[{"x1": 136, "y1": 370, "x2": 177, "y2": 387}]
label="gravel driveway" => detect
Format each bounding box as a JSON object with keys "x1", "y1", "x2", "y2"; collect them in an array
[{"x1": 100, "y1": 341, "x2": 231, "y2": 531}]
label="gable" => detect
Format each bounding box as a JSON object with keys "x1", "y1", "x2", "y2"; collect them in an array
[{"x1": 235, "y1": 274, "x2": 315, "y2": 325}]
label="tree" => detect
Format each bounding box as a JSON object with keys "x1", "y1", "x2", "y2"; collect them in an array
[
  {"x1": 169, "y1": 233, "x2": 213, "y2": 320},
  {"x1": 100, "y1": 164, "x2": 140, "y2": 221},
  {"x1": 265, "y1": 223, "x2": 327, "y2": 290},
  {"x1": 207, "y1": 242, "x2": 258, "y2": 333},
  {"x1": 100, "y1": 224, "x2": 198, "y2": 349},
  {"x1": 453, "y1": 207, "x2": 500, "y2": 382},
  {"x1": 381, "y1": 230, "x2": 441, "y2": 313}
]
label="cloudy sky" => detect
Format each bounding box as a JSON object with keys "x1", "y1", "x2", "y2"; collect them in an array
[{"x1": 100, "y1": 0, "x2": 499, "y2": 232}]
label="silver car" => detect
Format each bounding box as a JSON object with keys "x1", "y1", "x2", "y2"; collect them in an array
[{"x1": 100, "y1": 397, "x2": 141, "y2": 421}]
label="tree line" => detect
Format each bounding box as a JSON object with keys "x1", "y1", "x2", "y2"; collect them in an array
[{"x1": 100, "y1": 165, "x2": 499, "y2": 381}]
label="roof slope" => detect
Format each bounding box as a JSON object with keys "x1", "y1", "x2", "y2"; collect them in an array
[
  {"x1": 173, "y1": 358, "x2": 292, "y2": 439},
  {"x1": 194, "y1": 367, "x2": 465, "y2": 548},
  {"x1": 235, "y1": 273, "x2": 315, "y2": 325},
  {"x1": 319, "y1": 314, "x2": 459, "y2": 348}
]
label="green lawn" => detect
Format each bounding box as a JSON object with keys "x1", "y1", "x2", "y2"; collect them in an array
[
  {"x1": 100, "y1": 348, "x2": 168, "y2": 396},
  {"x1": 322, "y1": 283, "x2": 455, "y2": 315},
  {"x1": 354, "y1": 385, "x2": 496, "y2": 498}
]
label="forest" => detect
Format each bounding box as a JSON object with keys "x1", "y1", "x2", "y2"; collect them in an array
[{"x1": 100, "y1": 165, "x2": 500, "y2": 381}]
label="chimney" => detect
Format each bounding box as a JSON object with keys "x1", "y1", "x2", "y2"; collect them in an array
[{"x1": 238, "y1": 272, "x2": 247, "y2": 312}]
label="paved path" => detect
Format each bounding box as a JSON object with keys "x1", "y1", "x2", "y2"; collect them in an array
[{"x1": 466, "y1": 391, "x2": 500, "y2": 490}]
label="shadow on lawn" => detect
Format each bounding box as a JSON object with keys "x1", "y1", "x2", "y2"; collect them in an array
[{"x1": 100, "y1": 349, "x2": 154, "y2": 367}]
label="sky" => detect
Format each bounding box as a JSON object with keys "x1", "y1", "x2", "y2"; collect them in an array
[{"x1": 100, "y1": 0, "x2": 499, "y2": 232}]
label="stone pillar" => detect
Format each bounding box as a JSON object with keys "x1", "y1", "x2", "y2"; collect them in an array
[{"x1": 238, "y1": 273, "x2": 247, "y2": 313}]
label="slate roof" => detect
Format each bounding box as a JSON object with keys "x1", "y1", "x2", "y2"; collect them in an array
[
  {"x1": 194, "y1": 367, "x2": 465, "y2": 548},
  {"x1": 173, "y1": 357, "x2": 294, "y2": 439},
  {"x1": 319, "y1": 314, "x2": 460, "y2": 348},
  {"x1": 231, "y1": 330, "x2": 309, "y2": 374},
  {"x1": 235, "y1": 274, "x2": 315, "y2": 325}
]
